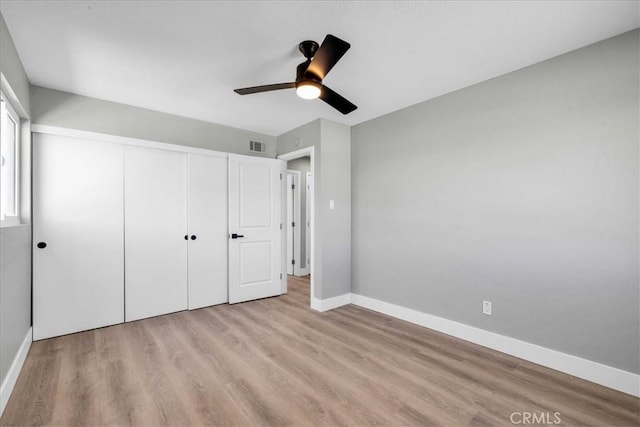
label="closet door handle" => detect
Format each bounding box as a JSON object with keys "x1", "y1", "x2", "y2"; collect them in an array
[
  {"x1": 231, "y1": 233, "x2": 244, "y2": 239},
  {"x1": 184, "y1": 235, "x2": 188, "y2": 240},
  {"x1": 37, "y1": 242, "x2": 47, "y2": 249},
  {"x1": 190, "y1": 235, "x2": 197, "y2": 240}
]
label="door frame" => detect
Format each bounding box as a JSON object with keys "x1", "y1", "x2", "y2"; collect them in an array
[
  {"x1": 277, "y1": 147, "x2": 315, "y2": 308},
  {"x1": 228, "y1": 153, "x2": 283, "y2": 304},
  {"x1": 303, "y1": 171, "x2": 312, "y2": 276},
  {"x1": 286, "y1": 170, "x2": 302, "y2": 276}
]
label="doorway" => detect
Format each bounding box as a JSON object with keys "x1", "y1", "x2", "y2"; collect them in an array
[{"x1": 278, "y1": 147, "x2": 314, "y2": 308}]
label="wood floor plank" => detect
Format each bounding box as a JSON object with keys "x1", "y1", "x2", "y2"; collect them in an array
[
  {"x1": 239, "y1": 298, "x2": 479, "y2": 425},
  {"x1": 1, "y1": 275, "x2": 638, "y2": 426},
  {"x1": 222, "y1": 302, "x2": 396, "y2": 425},
  {"x1": 50, "y1": 331, "x2": 101, "y2": 426}
]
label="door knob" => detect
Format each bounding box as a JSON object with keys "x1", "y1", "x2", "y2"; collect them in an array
[
  {"x1": 231, "y1": 233, "x2": 245, "y2": 239},
  {"x1": 191, "y1": 235, "x2": 197, "y2": 240},
  {"x1": 37, "y1": 242, "x2": 47, "y2": 249},
  {"x1": 184, "y1": 235, "x2": 188, "y2": 240}
]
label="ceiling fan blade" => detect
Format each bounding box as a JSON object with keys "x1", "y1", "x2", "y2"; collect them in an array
[
  {"x1": 234, "y1": 82, "x2": 295, "y2": 95},
  {"x1": 319, "y1": 85, "x2": 357, "y2": 115},
  {"x1": 306, "y1": 34, "x2": 350, "y2": 80}
]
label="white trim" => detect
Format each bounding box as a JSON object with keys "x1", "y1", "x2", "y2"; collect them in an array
[
  {"x1": 31, "y1": 124, "x2": 228, "y2": 158},
  {"x1": 298, "y1": 266, "x2": 310, "y2": 276},
  {"x1": 0, "y1": 216, "x2": 20, "y2": 227},
  {"x1": 280, "y1": 160, "x2": 288, "y2": 294},
  {"x1": 278, "y1": 147, "x2": 313, "y2": 161},
  {"x1": 0, "y1": 74, "x2": 32, "y2": 225},
  {"x1": 278, "y1": 147, "x2": 314, "y2": 308},
  {"x1": 1, "y1": 91, "x2": 22, "y2": 224},
  {"x1": 0, "y1": 327, "x2": 32, "y2": 417},
  {"x1": 311, "y1": 293, "x2": 351, "y2": 312},
  {"x1": 300, "y1": 170, "x2": 311, "y2": 277},
  {"x1": 350, "y1": 293, "x2": 640, "y2": 397},
  {"x1": 0, "y1": 73, "x2": 28, "y2": 119}
]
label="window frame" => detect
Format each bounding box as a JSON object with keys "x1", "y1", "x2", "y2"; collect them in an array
[{"x1": 1, "y1": 90, "x2": 21, "y2": 227}]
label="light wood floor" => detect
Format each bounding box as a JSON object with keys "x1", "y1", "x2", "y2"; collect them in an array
[{"x1": 2, "y1": 276, "x2": 638, "y2": 426}]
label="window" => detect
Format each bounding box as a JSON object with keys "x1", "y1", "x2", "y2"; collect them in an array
[{"x1": 1, "y1": 91, "x2": 20, "y2": 226}]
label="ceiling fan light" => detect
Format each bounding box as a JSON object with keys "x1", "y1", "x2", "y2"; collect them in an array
[{"x1": 296, "y1": 81, "x2": 321, "y2": 99}]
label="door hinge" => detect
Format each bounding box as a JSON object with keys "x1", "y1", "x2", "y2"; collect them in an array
[
  {"x1": 291, "y1": 184, "x2": 295, "y2": 190},
  {"x1": 280, "y1": 173, "x2": 283, "y2": 180},
  {"x1": 280, "y1": 223, "x2": 282, "y2": 230},
  {"x1": 292, "y1": 222, "x2": 295, "y2": 227},
  {"x1": 291, "y1": 259, "x2": 295, "y2": 265},
  {"x1": 280, "y1": 273, "x2": 283, "y2": 279}
]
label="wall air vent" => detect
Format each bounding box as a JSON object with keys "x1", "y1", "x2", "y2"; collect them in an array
[{"x1": 249, "y1": 140, "x2": 267, "y2": 154}]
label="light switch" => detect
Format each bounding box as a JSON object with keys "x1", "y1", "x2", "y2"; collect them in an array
[{"x1": 329, "y1": 200, "x2": 335, "y2": 210}]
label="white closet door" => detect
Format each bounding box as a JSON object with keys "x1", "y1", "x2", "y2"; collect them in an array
[
  {"x1": 125, "y1": 146, "x2": 188, "y2": 321},
  {"x1": 33, "y1": 133, "x2": 124, "y2": 340},
  {"x1": 228, "y1": 154, "x2": 282, "y2": 303},
  {"x1": 187, "y1": 153, "x2": 228, "y2": 309}
]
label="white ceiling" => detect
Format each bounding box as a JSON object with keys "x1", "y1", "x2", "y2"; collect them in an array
[{"x1": 1, "y1": 1, "x2": 638, "y2": 136}]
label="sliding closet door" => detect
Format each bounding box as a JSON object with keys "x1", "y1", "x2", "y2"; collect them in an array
[
  {"x1": 33, "y1": 133, "x2": 124, "y2": 340},
  {"x1": 125, "y1": 146, "x2": 188, "y2": 321},
  {"x1": 187, "y1": 153, "x2": 228, "y2": 309}
]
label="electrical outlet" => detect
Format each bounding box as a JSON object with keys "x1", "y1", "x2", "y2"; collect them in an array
[{"x1": 483, "y1": 300, "x2": 492, "y2": 315}]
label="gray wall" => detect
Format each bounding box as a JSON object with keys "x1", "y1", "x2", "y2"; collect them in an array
[
  {"x1": 287, "y1": 156, "x2": 310, "y2": 269},
  {"x1": 0, "y1": 226, "x2": 31, "y2": 383},
  {"x1": 320, "y1": 120, "x2": 351, "y2": 300},
  {"x1": 351, "y1": 30, "x2": 639, "y2": 374},
  {"x1": 30, "y1": 86, "x2": 277, "y2": 157},
  {"x1": 0, "y1": 12, "x2": 32, "y2": 390},
  {"x1": 278, "y1": 119, "x2": 351, "y2": 300},
  {"x1": 1, "y1": 13, "x2": 29, "y2": 116}
]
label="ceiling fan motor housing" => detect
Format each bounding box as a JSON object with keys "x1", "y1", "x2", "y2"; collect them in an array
[
  {"x1": 297, "y1": 40, "x2": 322, "y2": 83},
  {"x1": 298, "y1": 40, "x2": 319, "y2": 59}
]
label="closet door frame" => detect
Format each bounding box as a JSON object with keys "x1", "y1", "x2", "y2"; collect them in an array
[{"x1": 31, "y1": 124, "x2": 285, "y2": 315}]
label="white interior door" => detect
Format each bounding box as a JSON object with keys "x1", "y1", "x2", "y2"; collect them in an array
[
  {"x1": 125, "y1": 146, "x2": 188, "y2": 321},
  {"x1": 188, "y1": 153, "x2": 228, "y2": 309},
  {"x1": 286, "y1": 173, "x2": 294, "y2": 275},
  {"x1": 33, "y1": 133, "x2": 124, "y2": 340},
  {"x1": 228, "y1": 154, "x2": 282, "y2": 303}
]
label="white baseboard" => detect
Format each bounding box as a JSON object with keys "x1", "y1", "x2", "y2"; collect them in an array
[
  {"x1": 311, "y1": 293, "x2": 351, "y2": 312},
  {"x1": 295, "y1": 267, "x2": 310, "y2": 277},
  {"x1": 0, "y1": 327, "x2": 32, "y2": 417},
  {"x1": 350, "y1": 294, "x2": 640, "y2": 397}
]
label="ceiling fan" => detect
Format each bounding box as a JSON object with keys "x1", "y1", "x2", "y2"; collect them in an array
[{"x1": 234, "y1": 34, "x2": 357, "y2": 115}]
